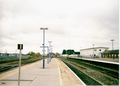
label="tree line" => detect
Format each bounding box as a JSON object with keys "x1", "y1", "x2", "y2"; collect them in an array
[
  {"x1": 62, "y1": 49, "x2": 80, "y2": 55},
  {"x1": 27, "y1": 51, "x2": 41, "y2": 57}
]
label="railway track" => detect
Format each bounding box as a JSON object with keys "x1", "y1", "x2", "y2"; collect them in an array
[
  {"x1": 59, "y1": 57, "x2": 119, "y2": 85},
  {"x1": 0, "y1": 65, "x2": 18, "y2": 73},
  {"x1": 0, "y1": 58, "x2": 42, "y2": 73},
  {"x1": 68, "y1": 58, "x2": 119, "y2": 79}
]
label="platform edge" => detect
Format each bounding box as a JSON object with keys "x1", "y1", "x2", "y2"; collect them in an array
[{"x1": 58, "y1": 58, "x2": 86, "y2": 86}]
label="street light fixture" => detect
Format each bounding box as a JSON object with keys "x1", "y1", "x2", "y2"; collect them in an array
[
  {"x1": 40, "y1": 28, "x2": 48, "y2": 30},
  {"x1": 111, "y1": 39, "x2": 115, "y2": 60},
  {"x1": 40, "y1": 28, "x2": 48, "y2": 68}
]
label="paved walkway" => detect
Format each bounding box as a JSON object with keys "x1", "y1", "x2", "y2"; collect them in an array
[{"x1": 0, "y1": 58, "x2": 85, "y2": 86}]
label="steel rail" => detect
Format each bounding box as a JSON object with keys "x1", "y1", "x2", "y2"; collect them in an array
[{"x1": 67, "y1": 58, "x2": 119, "y2": 79}]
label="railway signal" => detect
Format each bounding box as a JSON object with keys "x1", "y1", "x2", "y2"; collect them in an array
[{"x1": 17, "y1": 44, "x2": 23, "y2": 86}]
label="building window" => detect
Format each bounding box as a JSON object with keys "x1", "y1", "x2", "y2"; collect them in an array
[
  {"x1": 94, "y1": 49, "x2": 96, "y2": 51},
  {"x1": 99, "y1": 49, "x2": 101, "y2": 51}
]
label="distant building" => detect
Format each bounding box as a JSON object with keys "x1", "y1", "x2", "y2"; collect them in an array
[
  {"x1": 0, "y1": 53, "x2": 28, "y2": 59},
  {"x1": 102, "y1": 50, "x2": 119, "y2": 59},
  {"x1": 80, "y1": 47, "x2": 109, "y2": 58}
]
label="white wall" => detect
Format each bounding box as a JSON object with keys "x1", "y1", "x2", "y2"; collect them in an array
[{"x1": 80, "y1": 47, "x2": 108, "y2": 58}]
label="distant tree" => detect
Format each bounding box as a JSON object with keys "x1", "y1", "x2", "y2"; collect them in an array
[
  {"x1": 66, "y1": 50, "x2": 71, "y2": 55},
  {"x1": 66, "y1": 49, "x2": 75, "y2": 55},
  {"x1": 35, "y1": 52, "x2": 41, "y2": 57},
  {"x1": 27, "y1": 51, "x2": 35, "y2": 56},
  {"x1": 55, "y1": 52, "x2": 59, "y2": 57},
  {"x1": 74, "y1": 52, "x2": 80, "y2": 55},
  {"x1": 62, "y1": 49, "x2": 67, "y2": 54},
  {"x1": 62, "y1": 49, "x2": 79, "y2": 55},
  {"x1": 71, "y1": 50, "x2": 75, "y2": 54}
]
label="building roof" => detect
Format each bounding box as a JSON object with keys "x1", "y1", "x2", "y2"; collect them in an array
[
  {"x1": 80, "y1": 47, "x2": 109, "y2": 51},
  {"x1": 102, "y1": 50, "x2": 119, "y2": 54}
]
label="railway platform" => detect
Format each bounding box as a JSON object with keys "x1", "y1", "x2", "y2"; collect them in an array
[
  {"x1": 68, "y1": 57, "x2": 119, "y2": 65},
  {"x1": 0, "y1": 58, "x2": 85, "y2": 86}
]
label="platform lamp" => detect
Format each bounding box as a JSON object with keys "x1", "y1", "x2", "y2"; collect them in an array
[
  {"x1": 40, "y1": 28, "x2": 48, "y2": 68},
  {"x1": 93, "y1": 44, "x2": 95, "y2": 58},
  {"x1": 50, "y1": 45, "x2": 53, "y2": 61},
  {"x1": 111, "y1": 39, "x2": 115, "y2": 60},
  {"x1": 51, "y1": 45, "x2": 53, "y2": 59},
  {"x1": 48, "y1": 41, "x2": 52, "y2": 62}
]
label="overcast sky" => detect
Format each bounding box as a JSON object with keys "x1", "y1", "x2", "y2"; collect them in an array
[{"x1": 0, "y1": 0, "x2": 119, "y2": 54}]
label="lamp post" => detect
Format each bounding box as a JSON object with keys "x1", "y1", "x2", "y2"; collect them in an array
[
  {"x1": 47, "y1": 46, "x2": 49, "y2": 63},
  {"x1": 51, "y1": 46, "x2": 53, "y2": 59},
  {"x1": 93, "y1": 44, "x2": 95, "y2": 58},
  {"x1": 48, "y1": 41, "x2": 52, "y2": 62},
  {"x1": 111, "y1": 39, "x2": 115, "y2": 60},
  {"x1": 80, "y1": 47, "x2": 81, "y2": 57},
  {"x1": 40, "y1": 28, "x2": 48, "y2": 68}
]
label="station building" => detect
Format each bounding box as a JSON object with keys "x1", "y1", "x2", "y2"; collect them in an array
[
  {"x1": 80, "y1": 47, "x2": 109, "y2": 58},
  {"x1": 101, "y1": 50, "x2": 119, "y2": 58}
]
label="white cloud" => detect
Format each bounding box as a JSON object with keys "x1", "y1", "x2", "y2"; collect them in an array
[{"x1": 0, "y1": 0, "x2": 119, "y2": 54}]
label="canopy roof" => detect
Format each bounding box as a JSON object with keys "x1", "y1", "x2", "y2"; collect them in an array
[{"x1": 102, "y1": 50, "x2": 119, "y2": 54}]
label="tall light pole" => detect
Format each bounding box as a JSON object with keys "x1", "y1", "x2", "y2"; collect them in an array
[
  {"x1": 51, "y1": 46, "x2": 53, "y2": 59},
  {"x1": 111, "y1": 39, "x2": 115, "y2": 60},
  {"x1": 47, "y1": 46, "x2": 49, "y2": 64},
  {"x1": 48, "y1": 41, "x2": 52, "y2": 62},
  {"x1": 40, "y1": 28, "x2": 48, "y2": 68},
  {"x1": 80, "y1": 47, "x2": 81, "y2": 57},
  {"x1": 93, "y1": 44, "x2": 95, "y2": 58}
]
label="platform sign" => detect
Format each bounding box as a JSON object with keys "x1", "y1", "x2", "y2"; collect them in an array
[
  {"x1": 42, "y1": 50, "x2": 46, "y2": 52},
  {"x1": 40, "y1": 46, "x2": 48, "y2": 48},
  {"x1": 40, "y1": 46, "x2": 49, "y2": 64},
  {"x1": 18, "y1": 44, "x2": 23, "y2": 50}
]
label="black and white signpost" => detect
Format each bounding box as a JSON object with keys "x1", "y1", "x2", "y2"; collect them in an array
[{"x1": 17, "y1": 44, "x2": 23, "y2": 86}]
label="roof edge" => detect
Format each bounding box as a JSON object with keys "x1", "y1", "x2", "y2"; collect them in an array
[{"x1": 80, "y1": 47, "x2": 109, "y2": 51}]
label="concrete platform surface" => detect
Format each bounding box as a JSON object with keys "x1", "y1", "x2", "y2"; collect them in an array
[
  {"x1": 68, "y1": 57, "x2": 119, "y2": 65},
  {"x1": 0, "y1": 58, "x2": 85, "y2": 86}
]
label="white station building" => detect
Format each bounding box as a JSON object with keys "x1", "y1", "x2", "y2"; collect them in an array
[{"x1": 80, "y1": 47, "x2": 109, "y2": 58}]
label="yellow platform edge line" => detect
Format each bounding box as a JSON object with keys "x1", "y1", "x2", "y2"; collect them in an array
[
  {"x1": 56, "y1": 58, "x2": 63, "y2": 86},
  {"x1": 0, "y1": 60, "x2": 41, "y2": 80}
]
